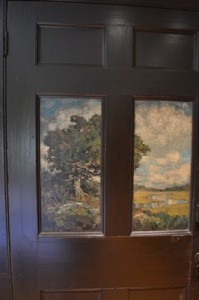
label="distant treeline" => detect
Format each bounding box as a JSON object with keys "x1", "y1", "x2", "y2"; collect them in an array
[{"x1": 134, "y1": 184, "x2": 190, "y2": 192}]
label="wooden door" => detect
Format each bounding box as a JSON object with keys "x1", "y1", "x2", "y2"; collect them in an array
[{"x1": 6, "y1": 2, "x2": 199, "y2": 299}]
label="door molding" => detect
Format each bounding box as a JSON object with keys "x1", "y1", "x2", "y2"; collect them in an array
[
  {"x1": 2, "y1": 0, "x2": 199, "y2": 11},
  {"x1": 44, "y1": 0, "x2": 199, "y2": 10},
  {"x1": 5, "y1": 0, "x2": 199, "y2": 11}
]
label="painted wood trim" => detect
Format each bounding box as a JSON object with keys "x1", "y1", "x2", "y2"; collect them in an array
[{"x1": 8, "y1": 0, "x2": 199, "y2": 11}]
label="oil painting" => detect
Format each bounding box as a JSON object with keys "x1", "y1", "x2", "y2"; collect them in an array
[
  {"x1": 40, "y1": 97, "x2": 102, "y2": 233},
  {"x1": 133, "y1": 100, "x2": 192, "y2": 231}
]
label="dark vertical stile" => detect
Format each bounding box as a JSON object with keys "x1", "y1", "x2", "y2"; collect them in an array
[
  {"x1": 187, "y1": 97, "x2": 199, "y2": 298},
  {"x1": 129, "y1": 98, "x2": 134, "y2": 234},
  {"x1": 131, "y1": 98, "x2": 135, "y2": 232},
  {"x1": 194, "y1": 98, "x2": 199, "y2": 232},
  {"x1": 101, "y1": 96, "x2": 105, "y2": 234},
  {"x1": 132, "y1": 28, "x2": 136, "y2": 68},
  {"x1": 36, "y1": 24, "x2": 40, "y2": 65},
  {"x1": 189, "y1": 97, "x2": 196, "y2": 233},
  {"x1": 104, "y1": 96, "x2": 132, "y2": 236},
  {"x1": 36, "y1": 95, "x2": 42, "y2": 234},
  {"x1": 0, "y1": 0, "x2": 12, "y2": 299}
]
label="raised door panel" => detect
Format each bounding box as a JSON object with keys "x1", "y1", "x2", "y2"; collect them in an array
[{"x1": 129, "y1": 288, "x2": 186, "y2": 300}]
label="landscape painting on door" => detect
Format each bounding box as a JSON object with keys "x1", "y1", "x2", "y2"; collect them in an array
[
  {"x1": 133, "y1": 100, "x2": 192, "y2": 231},
  {"x1": 39, "y1": 97, "x2": 102, "y2": 233},
  {"x1": 39, "y1": 98, "x2": 192, "y2": 233}
]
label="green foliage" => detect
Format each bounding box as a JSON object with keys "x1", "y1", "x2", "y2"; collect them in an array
[
  {"x1": 164, "y1": 184, "x2": 190, "y2": 191},
  {"x1": 134, "y1": 210, "x2": 188, "y2": 231},
  {"x1": 134, "y1": 184, "x2": 190, "y2": 192},
  {"x1": 134, "y1": 134, "x2": 150, "y2": 169},
  {"x1": 44, "y1": 114, "x2": 101, "y2": 200},
  {"x1": 42, "y1": 202, "x2": 101, "y2": 232}
]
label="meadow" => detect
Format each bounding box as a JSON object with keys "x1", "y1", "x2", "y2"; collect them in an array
[{"x1": 133, "y1": 189, "x2": 190, "y2": 230}]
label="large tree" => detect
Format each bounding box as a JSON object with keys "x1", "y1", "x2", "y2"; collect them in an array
[
  {"x1": 43, "y1": 114, "x2": 150, "y2": 202},
  {"x1": 43, "y1": 114, "x2": 101, "y2": 201}
]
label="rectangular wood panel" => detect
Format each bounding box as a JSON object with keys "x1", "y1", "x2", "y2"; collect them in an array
[
  {"x1": 41, "y1": 290, "x2": 102, "y2": 300},
  {"x1": 38, "y1": 236, "x2": 191, "y2": 288},
  {"x1": 37, "y1": 25, "x2": 105, "y2": 66},
  {"x1": 134, "y1": 29, "x2": 195, "y2": 70},
  {"x1": 104, "y1": 96, "x2": 132, "y2": 236},
  {"x1": 129, "y1": 288, "x2": 186, "y2": 300}
]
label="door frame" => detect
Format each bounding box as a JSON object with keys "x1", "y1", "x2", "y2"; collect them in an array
[{"x1": 1, "y1": 1, "x2": 199, "y2": 300}]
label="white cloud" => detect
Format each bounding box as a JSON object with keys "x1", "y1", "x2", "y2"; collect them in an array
[
  {"x1": 47, "y1": 99, "x2": 101, "y2": 132},
  {"x1": 40, "y1": 143, "x2": 51, "y2": 172},
  {"x1": 135, "y1": 151, "x2": 191, "y2": 189},
  {"x1": 134, "y1": 101, "x2": 192, "y2": 189},
  {"x1": 40, "y1": 142, "x2": 61, "y2": 174},
  {"x1": 135, "y1": 102, "x2": 192, "y2": 156},
  {"x1": 156, "y1": 151, "x2": 180, "y2": 167},
  {"x1": 146, "y1": 163, "x2": 191, "y2": 189}
]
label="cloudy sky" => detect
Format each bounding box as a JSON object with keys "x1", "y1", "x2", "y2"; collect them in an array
[
  {"x1": 40, "y1": 97, "x2": 101, "y2": 173},
  {"x1": 40, "y1": 98, "x2": 192, "y2": 189},
  {"x1": 134, "y1": 101, "x2": 192, "y2": 189}
]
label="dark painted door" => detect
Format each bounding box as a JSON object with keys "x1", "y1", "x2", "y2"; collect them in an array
[{"x1": 7, "y1": 2, "x2": 199, "y2": 300}]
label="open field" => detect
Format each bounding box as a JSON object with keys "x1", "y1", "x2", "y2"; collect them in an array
[{"x1": 133, "y1": 190, "x2": 190, "y2": 217}]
